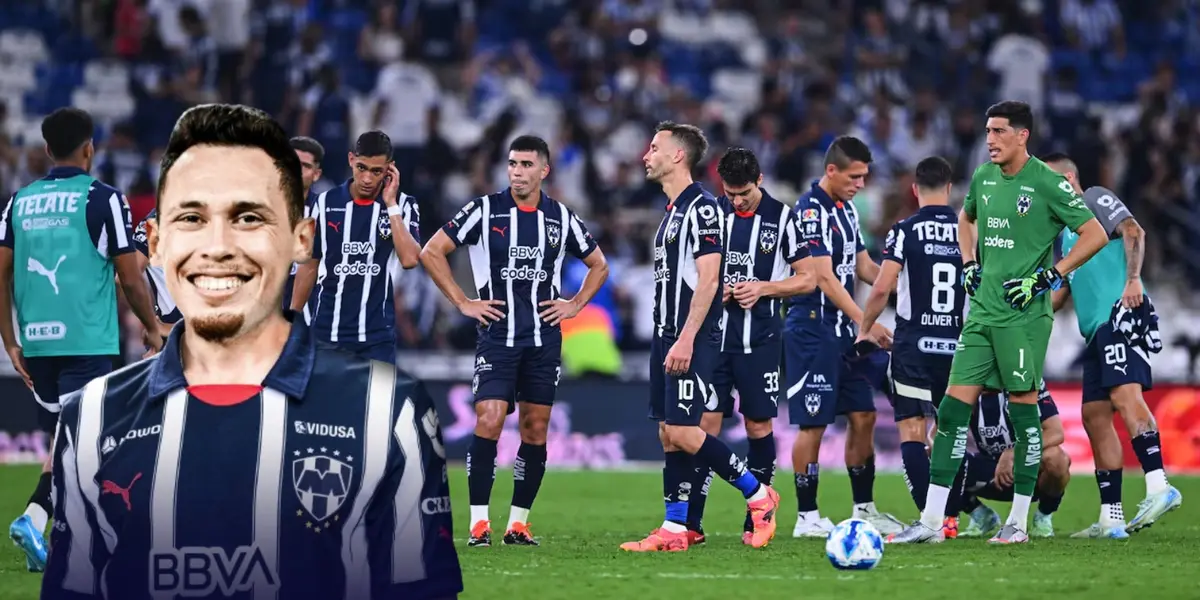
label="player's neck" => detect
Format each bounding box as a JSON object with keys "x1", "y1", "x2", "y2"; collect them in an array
[
  {"x1": 52, "y1": 159, "x2": 88, "y2": 172},
  {"x1": 180, "y1": 312, "x2": 292, "y2": 386},
  {"x1": 1000, "y1": 152, "x2": 1030, "y2": 177},
  {"x1": 512, "y1": 185, "x2": 542, "y2": 207},
  {"x1": 917, "y1": 195, "x2": 948, "y2": 208},
  {"x1": 817, "y1": 177, "x2": 842, "y2": 203},
  {"x1": 659, "y1": 171, "x2": 694, "y2": 207}
]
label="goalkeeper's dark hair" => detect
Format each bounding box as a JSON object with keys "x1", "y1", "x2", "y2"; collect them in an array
[
  {"x1": 158, "y1": 104, "x2": 305, "y2": 225},
  {"x1": 655, "y1": 121, "x2": 709, "y2": 169},
  {"x1": 41, "y1": 108, "x2": 94, "y2": 160},
  {"x1": 353, "y1": 130, "x2": 393, "y2": 160},
  {"x1": 985, "y1": 101, "x2": 1034, "y2": 133},
  {"x1": 290, "y1": 136, "x2": 325, "y2": 163},
  {"x1": 509, "y1": 135, "x2": 551, "y2": 164},
  {"x1": 716, "y1": 147, "x2": 761, "y2": 187},
  {"x1": 914, "y1": 156, "x2": 953, "y2": 190}
]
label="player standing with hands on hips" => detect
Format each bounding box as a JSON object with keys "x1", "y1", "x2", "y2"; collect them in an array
[
  {"x1": 890, "y1": 101, "x2": 1109, "y2": 545},
  {"x1": 621, "y1": 122, "x2": 780, "y2": 553},
  {"x1": 1043, "y1": 153, "x2": 1182, "y2": 538}
]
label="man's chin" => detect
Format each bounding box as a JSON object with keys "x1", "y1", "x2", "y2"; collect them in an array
[{"x1": 188, "y1": 312, "x2": 246, "y2": 343}]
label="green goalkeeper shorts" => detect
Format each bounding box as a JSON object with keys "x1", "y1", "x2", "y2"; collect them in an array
[{"x1": 948, "y1": 315, "x2": 1052, "y2": 393}]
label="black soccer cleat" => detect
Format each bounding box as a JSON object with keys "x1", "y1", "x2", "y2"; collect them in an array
[
  {"x1": 503, "y1": 523, "x2": 540, "y2": 546},
  {"x1": 468, "y1": 521, "x2": 491, "y2": 547}
]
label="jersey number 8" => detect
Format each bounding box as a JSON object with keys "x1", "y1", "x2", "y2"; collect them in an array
[{"x1": 931, "y1": 263, "x2": 958, "y2": 313}]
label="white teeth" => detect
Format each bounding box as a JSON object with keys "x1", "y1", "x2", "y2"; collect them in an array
[{"x1": 193, "y1": 276, "x2": 245, "y2": 291}]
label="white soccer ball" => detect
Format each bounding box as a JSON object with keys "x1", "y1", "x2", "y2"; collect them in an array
[{"x1": 825, "y1": 518, "x2": 884, "y2": 570}]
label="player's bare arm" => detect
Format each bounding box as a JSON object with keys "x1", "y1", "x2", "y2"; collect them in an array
[
  {"x1": 665, "y1": 252, "x2": 720, "y2": 376},
  {"x1": 803, "y1": 254, "x2": 889, "y2": 341},
  {"x1": 382, "y1": 163, "x2": 421, "y2": 268},
  {"x1": 540, "y1": 247, "x2": 608, "y2": 325},
  {"x1": 857, "y1": 259, "x2": 901, "y2": 349},
  {"x1": 1051, "y1": 283, "x2": 1071, "y2": 312},
  {"x1": 0, "y1": 246, "x2": 30, "y2": 388},
  {"x1": 1054, "y1": 218, "x2": 1107, "y2": 277},
  {"x1": 290, "y1": 259, "x2": 318, "y2": 311},
  {"x1": 112, "y1": 252, "x2": 167, "y2": 351},
  {"x1": 1116, "y1": 216, "x2": 1145, "y2": 308},
  {"x1": 854, "y1": 249, "x2": 881, "y2": 285},
  {"x1": 419, "y1": 229, "x2": 504, "y2": 325}
]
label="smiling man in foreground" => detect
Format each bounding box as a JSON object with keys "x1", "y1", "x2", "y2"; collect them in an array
[{"x1": 41, "y1": 104, "x2": 462, "y2": 600}]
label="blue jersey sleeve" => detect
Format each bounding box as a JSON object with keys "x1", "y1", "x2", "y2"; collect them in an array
[
  {"x1": 690, "y1": 197, "x2": 723, "y2": 258},
  {"x1": 85, "y1": 183, "x2": 135, "y2": 258},
  {"x1": 1037, "y1": 383, "x2": 1058, "y2": 421},
  {"x1": 782, "y1": 206, "x2": 804, "y2": 264},
  {"x1": 564, "y1": 209, "x2": 597, "y2": 260},
  {"x1": 441, "y1": 198, "x2": 484, "y2": 247},
  {"x1": 881, "y1": 223, "x2": 905, "y2": 265},
  {"x1": 796, "y1": 199, "x2": 831, "y2": 258},
  {"x1": 0, "y1": 194, "x2": 14, "y2": 249},
  {"x1": 366, "y1": 377, "x2": 463, "y2": 599},
  {"x1": 133, "y1": 209, "x2": 155, "y2": 257}
]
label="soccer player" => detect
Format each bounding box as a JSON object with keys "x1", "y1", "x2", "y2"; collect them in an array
[
  {"x1": 858, "y1": 156, "x2": 967, "y2": 537},
  {"x1": 956, "y1": 382, "x2": 1070, "y2": 538},
  {"x1": 785, "y1": 136, "x2": 904, "y2": 538},
  {"x1": 285, "y1": 136, "x2": 324, "y2": 319},
  {"x1": 41, "y1": 103, "x2": 462, "y2": 600},
  {"x1": 621, "y1": 121, "x2": 780, "y2": 552},
  {"x1": 0, "y1": 108, "x2": 164, "y2": 572},
  {"x1": 420, "y1": 135, "x2": 610, "y2": 547},
  {"x1": 890, "y1": 100, "x2": 1109, "y2": 545},
  {"x1": 291, "y1": 131, "x2": 421, "y2": 362},
  {"x1": 684, "y1": 147, "x2": 814, "y2": 545},
  {"x1": 1044, "y1": 153, "x2": 1182, "y2": 538}
]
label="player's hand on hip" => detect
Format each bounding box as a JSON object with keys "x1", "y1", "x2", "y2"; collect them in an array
[
  {"x1": 1121, "y1": 278, "x2": 1144, "y2": 309},
  {"x1": 732, "y1": 281, "x2": 764, "y2": 309},
  {"x1": 867, "y1": 323, "x2": 893, "y2": 349},
  {"x1": 459, "y1": 298, "x2": 506, "y2": 326},
  {"x1": 1002, "y1": 267, "x2": 1063, "y2": 310},
  {"x1": 994, "y1": 448, "x2": 1015, "y2": 488},
  {"x1": 5, "y1": 345, "x2": 32, "y2": 390},
  {"x1": 962, "y1": 261, "x2": 982, "y2": 296},
  {"x1": 382, "y1": 163, "x2": 401, "y2": 206},
  {"x1": 538, "y1": 298, "x2": 581, "y2": 325},
  {"x1": 664, "y1": 338, "x2": 693, "y2": 376}
]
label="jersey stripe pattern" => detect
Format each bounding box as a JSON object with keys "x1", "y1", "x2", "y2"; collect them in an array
[
  {"x1": 786, "y1": 181, "x2": 865, "y2": 337},
  {"x1": 882, "y1": 205, "x2": 966, "y2": 357},
  {"x1": 310, "y1": 183, "x2": 420, "y2": 345},
  {"x1": 652, "y1": 183, "x2": 724, "y2": 342},
  {"x1": 971, "y1": 384, "x2": 1056, "y2": 460},
  {"x1": 441, "y1": 189, "x2": 597, "y2": 348},
  {"x1": 42, "y1": 317, "x2": 462, "y2": 600},
  {"x1": 133, "y1": 209, "x2": 181, "y2": 324},
  {"x1": 717, "y1": 190, "x2": 802, "y2": 353}
]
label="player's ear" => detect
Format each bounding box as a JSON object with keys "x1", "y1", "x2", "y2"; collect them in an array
[
  {"x1": 292, "y1": 215, "x2": 315, "y2": 264},
  {"x1": 756, "y1": 173, "x2": 764, "y2": 187},
  {"x1": 146, "y1": 217, "x2": 161, "y2": 267},
  {"x1": 911, "y1": 182, "x2": 919, "y2": 199},
  {"x1": 347, "y1": 151, "x2": 355, "y2": 168}
]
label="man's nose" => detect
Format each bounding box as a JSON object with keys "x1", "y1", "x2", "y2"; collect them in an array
[{"x1": 198, "y1": 221, "x2": 237, "y2": 260}]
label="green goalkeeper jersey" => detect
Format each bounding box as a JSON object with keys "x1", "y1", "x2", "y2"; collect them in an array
[{"x1": 963, "y1": 156, "x2": 1094, "y2": 327}]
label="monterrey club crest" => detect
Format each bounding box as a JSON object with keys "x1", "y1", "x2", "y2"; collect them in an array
[
  {"x1": 293, "y1": 449, "x2": 354, "y2": 525},
  {"x1": 547, "y1": 223, "x2": 561, "y2": 248},
  {"x1": 378, "y1": 214, "x2": 393, "y2": 239},
  {"x1": 759, "y1": 229, "x2": 778, "y2": 254},
  {"x1": 667, "y1": 218, "x2": 682, "y2": 242},
  {"x1": 1016, "y1": 194, "x2": 1032, "y2": 216}
]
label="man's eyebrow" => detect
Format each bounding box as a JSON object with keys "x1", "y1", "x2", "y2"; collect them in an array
[{"x1": 166, "y1": 200, "x2": 275, "y2": 214}]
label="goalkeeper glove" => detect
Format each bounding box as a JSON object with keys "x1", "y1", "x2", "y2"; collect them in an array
[
  {"x1": 962, "y1": 261, "x2": 982, "y2": 296},
  {"x1": 1002, "y1": 267, "x2": 1064, "y2": 311}
]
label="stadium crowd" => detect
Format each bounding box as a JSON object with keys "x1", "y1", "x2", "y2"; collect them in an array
[{"x1": 1, "y1": 0, "x2": 1199, "y2": 362}]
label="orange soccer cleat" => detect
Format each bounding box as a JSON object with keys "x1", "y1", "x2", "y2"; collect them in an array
[
  {"x1": 619, "y1": 528, "x2": 689, "y2": 552},
  {"x1": 468, "y1": 520, "x2": 492, "y2": 548},
  {"x1": 943, "y1": 516, "x2": 959, "y2": 539},
  {"x1": 686, "y1": 529, "x2": 706, "y2": 546},
  {"x1": 747, "y1": 485, "x2": 781, "y2": 548}
]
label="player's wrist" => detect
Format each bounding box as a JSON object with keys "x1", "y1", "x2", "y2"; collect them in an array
[{"x1": 385, "y1": 202, "x2": 403, "y2": 214}]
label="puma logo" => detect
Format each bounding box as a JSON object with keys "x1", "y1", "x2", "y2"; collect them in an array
[
  {"x1": 1012, "y1": 370, "x2": 1028, "y2": 382},
  {"x1": 677, "y1": 403, "x2": 692, "y2": 416},
  {"x1": 28, "y1": 256, "x2": 67, "y2": 295},
  {"x1": 982, "y1": 195, "x2": 991, "y2": 205},
  {"x1": 491, "y1": 226, "x2": 507, "y2": 237},
  {"x1": 327, "y1": 221, "x2": 341, "y2": 233},
  {"x1": 1114, "y1": 364, "x2": 1128, "y2": 375}
]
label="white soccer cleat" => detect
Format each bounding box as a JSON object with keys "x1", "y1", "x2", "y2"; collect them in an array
[
  {"x1": 851, "y1": 504, "x2": 906, "y2": 536},
  {"x1": 1070, "y1": 522, "x2": 1129, "y2": 540},
  {"x1": 1127, "y1": 486, "x2": 1183, "y2": 533},
  {"x1": 792, "y1": 514, "x2": 835, "y2": 538},
  {"x1": 885, "y1": 520, "x2": 945, "y2": 544}
]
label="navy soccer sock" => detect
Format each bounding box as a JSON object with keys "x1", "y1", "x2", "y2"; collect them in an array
[
  {"x1": 1038, "y1": 492, "x2": 1064, "y2": 515},
  {"x1": 742, "y1": 433, "x2": 776, "y2": 531},
  {"x1": 466, "y1": 435, "x2": 498, "y2": 522},
  {"x1": 685, "y1": 466, "x2": 713, "y2": 532},
  {"x1": 795, "y1": 463, "x2": 819, "y2": 513},
  {"x1": 900, "y1": 441, "x2": 930, "y2": 511},
  {"x1": 511, "y1": 442, "x2": 547, "y2": 512},
  {"x1": 1096, "y1": 469, "x2": 1124, "y2": 523},
  {"x1": 848, "y1": 454, "x2": 876, "y2": 506},
  {"x1": 695, "y1": 434, "x2": 760, "y2": 497},
  {"x1": 664, "y1": 451, "x2": 694, "y2": 528}
]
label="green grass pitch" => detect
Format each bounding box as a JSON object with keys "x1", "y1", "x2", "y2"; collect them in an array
[{"x1": 0, "y1": 466, "x2": 1195, "y2": 599}]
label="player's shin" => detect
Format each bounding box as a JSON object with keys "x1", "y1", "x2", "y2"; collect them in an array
[
  {"x1": 23, "y1": 472, "x2": 53, "y2": 534},
  {"x1": 509, "y1": 442, "x2": 547, "y2": 529},
  {"x1": 695, "y1": 434, "x2": 764, "y2": 500},
  {"x1": 1006, "y1": 401, "x2": 1043, "y2": 530},
  {"x1": 467, "y1": 435, "x2": 498, "y2": 527},
  {"x1": 743, "y1": 432, "x2": 776, "y2": 532},
  {"x1": 848, "y1": 455, "x2": 876, "y2": 508},
  {"x1": 1096, "y1": 469, "x2": 1125, "y2": 524},
  {"x1": 922, "y1": 396, "x2": 972, "y2": 529},
  {"x1": 686, "y1": 467, "x2": 712, "y2": 534},
  {"x1": 900, "y1": 441, "x2": 930, "y2": 511},
  {"x1": 663, "y1": 451, "x2": 694, "y2": 533}
]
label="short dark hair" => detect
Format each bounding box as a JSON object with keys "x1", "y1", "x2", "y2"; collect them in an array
[
  {"x1": 716, "y1": 147, "x2": 761, "y2": 187},
  {"x1": 985, "y1": 100, "x2": 1034, "y2": 132},
  {"x1": 290, "y1": 136, "x2": 325, "y2": 163},
  {"x1": 353, "y1": 130, "x2": 392, "y2": 159},
  {"x1": 508, "y1": 135, "x2": 551, "y2": 163},
  {"x1": 655, "y1": 121, "x2": 708, "y2": 169},
  {"x1": 913, "y1": 156, "x2": 953, "y2": 190},
  {"x1": 158, "y1": 104, "x2": 305, "y2": 224},
  {"x1": 823, "y1": 136, "x2": 872, "y2": 169},
  {"x1": 42, "y1": 108, "x2": 94, "y2": 160}
]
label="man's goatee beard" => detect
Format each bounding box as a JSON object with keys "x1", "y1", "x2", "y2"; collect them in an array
[{"x1": 191, "y1": 313, "x2": 245, "y2": 343}]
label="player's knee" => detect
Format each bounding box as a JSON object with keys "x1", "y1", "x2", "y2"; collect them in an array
[
  {"x1": 473, "y1": 400, "x2": 507, "y2": 438},
  {"x1": 1040, "y1": 447, "x2": 1071, "y2": 482},
  {"x1": 518, "y1": 413, "x2": 549, "y2": 445},
  {"x1": 744, "y1": 418, "x2": 772, "y2": 439},
  {"x1": 896, "y1": 416, "x2": 926, "y2": 443},
  {"x1": 1109, "y1": 384, "x2": 1151, "y2": 418},
  {"x1": 700, "y1": 412, "x2": 723, "y2": 436}
]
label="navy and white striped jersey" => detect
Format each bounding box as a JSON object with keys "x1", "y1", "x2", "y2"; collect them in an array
[
  {"x1": 652, "y1": 182, "x2": 725, "y2": 342},
  {"x1": 441, "y1": 189, "x2": 597, "y2": 348},
  {"x1": 310, "y1": 182, "x2": 420, "y2": 346},
  {"x1": 282, "y1": 191, "x2": 319, "y2": 317},
  {"x1": 717, "y1": 189, "x2": 803, "y2": 353},
  {"x1": 881, "y1": 205, "x2": 966, "y2": 358},
  {"x1": 971, "y1": 383, "x2": 1056, "y2": 460},
  {"x1": 43, "y1": 315, "x2": 462, "y2": 600},
  {"x1": 132, "y1": 209, "x2": 181, "y2": 324},
  {"x1": 785, "y1": 181, "x2": 865, "y2": 338}
]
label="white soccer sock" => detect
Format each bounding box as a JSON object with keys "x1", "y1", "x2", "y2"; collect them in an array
[
  {"x1": 798, "y1": 510, "x2": 820, "y2": 522},
  {"x1": 747, "y1": 485, "x2": 768, "y2": 503},
  {"x1": 24, "y1": 504, "x2": 48, "y2": 534},
  {"x1": 660, "y1": 521, "x2": 687, "y2": 534},
  {"x1": 469, "y1": 505, "x2": 489, "y2": 527},
  {"x1": 920, "y1": 485, "x2": 949, "y2": 530},
  {"x1": 507, "y1": 507, "x2": 530, "y2": 529},
  {"x1": 853, "y1": 501, "x2": 877, "y2": 514},
  {"x1": 1100, "y1": 503, "x2": 1125, "y2": 525},
  {"x1": 1145, "y1": 469, "x2": 1169, "y2": 495},
  {"x1": 1008, "y1": 494, "x2": 1033, "y2": 531}
]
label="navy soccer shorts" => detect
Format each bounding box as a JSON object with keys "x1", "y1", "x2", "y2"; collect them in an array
[
  {"x1": 1081, "y1": 321, "x2": 1153, "y2": 403},
  {"x1": 24, "y1": 355, "x2": 115, "y2": 432},
  {"x1": 712, "y1": 340, "x2": 782, "y2": 421},
  {"x1": 887, "y1": 348, "x2": 953, "y2": 422},
  {"x1": 783, "y1": 325, "x2": 875, "y2": 427},
  {"x1": 473, "y1": 338, "x2": 562, "y2": 413},
  {"x1": 649, "y1": 334, "x2": 719, "y2": 426},
  {"x1": 321, "y1": 339, "x2": 396, "y2": 363}
]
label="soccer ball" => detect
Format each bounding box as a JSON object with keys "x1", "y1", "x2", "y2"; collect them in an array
[{"x1": 825, "y1": 518, "x2": 884, "y2": 570}]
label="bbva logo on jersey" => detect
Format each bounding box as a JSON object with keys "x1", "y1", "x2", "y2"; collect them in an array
[{"x1": 292, "y1": 449, "x2": 354, "y2": 524}]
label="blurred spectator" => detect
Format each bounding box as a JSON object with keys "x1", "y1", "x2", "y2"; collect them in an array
[{"x1": 1060, "y1": 0, "x2": 1126, "y2": 55}]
